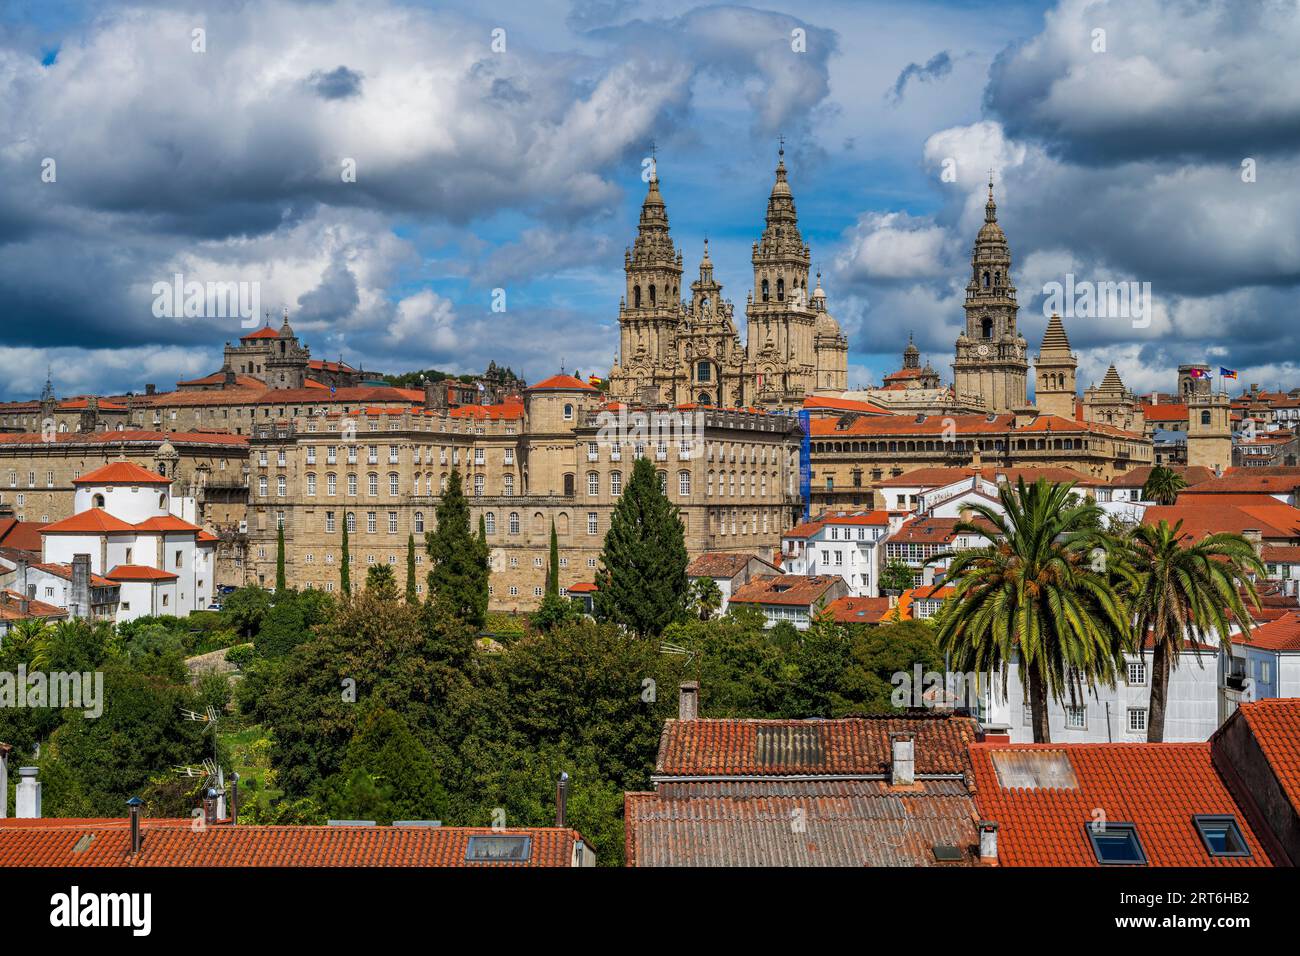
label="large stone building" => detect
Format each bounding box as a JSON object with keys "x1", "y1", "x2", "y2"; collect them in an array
[
  {"x1": 244, "y1": 375, "x2": 803, "y2": 608},
  {"x1": 608, "y1": 150, "x2": 848, "y2": 410}
]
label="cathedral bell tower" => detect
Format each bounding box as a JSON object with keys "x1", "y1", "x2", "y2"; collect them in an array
[
  {"x1": 746, "y1": 145, "x2": 814, "y2": 406},
  {"x1": 953, "y1": 178, "x2": 1028, "y2": 413},
  {"x1": 614, "y1": 160, "x2": 683, "y2": 403}
]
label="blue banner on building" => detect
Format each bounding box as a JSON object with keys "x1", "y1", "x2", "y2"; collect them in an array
[{"x1": 798, "y1": 409, "x2": 811, "y2": 522}]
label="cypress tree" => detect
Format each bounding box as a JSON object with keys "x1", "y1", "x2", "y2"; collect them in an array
[
  {"x1": 426, "y1": 469, "x2": 489, "y2": 627},
  {"x1": 275, "y1": 519, "x2": 287, "y2": 592},
  {"x1": 341, "y1": 518, "x2": 351, "y2": 596},
  {"x1": 547, "y1": 518, "x2": 560, "y2": 597},
  {"x1": 405, "y1": 533, "x2": 417, "y2": 604},
  {"x1": 593, "y1": 456, "x2": 688, "y2": 637}
]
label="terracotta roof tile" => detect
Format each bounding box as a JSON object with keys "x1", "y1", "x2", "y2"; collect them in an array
[
  {"x1": 685, "y1": 552, "x2": 774, "y2": 578},
  {"x1": 528, "y1": 374, "x2": 597, "y2": 392},
  {"x1": 728, "y1": 573, "x2": 843, "y2": 607},
  {"x1": 970, "y1": 743, "x2": 1271, "y2": 866},
  {"x1": 104, "y1": 565, "x2": 180, "y2": 582},
  {"x1": 1233, "y1": 699, "x2": 1300, "y2": 818},
  {"x1": 655, "y1": 714, "x2": 978, "y2": 778},
  {"x1": 824, "y1": 596, "x2": 893, "y2": 624},
  {"x1": 0, "y1": 822, "x2": 586, "y2": 867},
  {"x1": 40, "y1": 510, "x2": 138, "y2": 534},
  {"x1": 72, "y1": 461, "x2": 172, "y2": 485}
]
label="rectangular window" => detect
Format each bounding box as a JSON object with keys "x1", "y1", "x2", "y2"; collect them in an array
[
  {"x1": 1127, "y1": 661, "x2": 1147, "y2": 686},
  {"x1": 1127, "y1": 708, "x2": 1147, "y2": 733},
  {"x1": 367, "y1": 512, "x2": 377, "y2": 533},
  {"x1": 1193, "y1": 816, "x2": 1251, "y2": 858},
  {"x1": 1065, "y1": 706, "x2": 1086, "y2": 730},
  {"x1": 588, "y1": 512, "x2": 598, "y2": 535},
  {"x1": 388, "y1": 511, "x2": 398, "y2": 534},
  {"x1": 1085, "y1": 823, "x2": 1147, "y2": 866}
]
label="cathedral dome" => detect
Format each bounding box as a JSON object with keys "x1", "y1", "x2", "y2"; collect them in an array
[{"x1": 815, "y1": 310, "x2": 841, "y2": 335}]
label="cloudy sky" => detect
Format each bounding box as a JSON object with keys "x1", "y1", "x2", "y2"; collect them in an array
[{"x1": 1, "y1": 0, "x2": 1297, "y2": 401}]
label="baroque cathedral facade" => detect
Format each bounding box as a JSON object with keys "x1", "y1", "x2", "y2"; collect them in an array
[{"x1": 608, "y1": 149, "x2": 848, "y2": 410}]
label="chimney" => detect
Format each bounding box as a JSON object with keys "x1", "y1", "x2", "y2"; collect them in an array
[
  {"x1": 15, "y1": 556, "x2": 29, "y2": 600},
  {"x1": 678, "y1": 681, "x2": 699, "y2": 721},
  {"x1": 230, "y1": 772, "x2": 240, "y2": 825},
  {"x1": 69, "y1": 554, "x2": 91, "y2": 621},
  {"x1": 145, "y1": 384, "x2": 156, "y2": 396},
  {"x1": 17, "y1": 595, "x2": 28, "y2": 616},
  {"x1": 127, "y1": 796, "x2": 143, "y2": 854},
  {"x1": 555, "y1": 771, "x2": 569, "y2": 828},
  {"x1": 0, "y1": 743, "x2": 9, "y2": 818},
  {"x1": 889, "y1": 733, "x2": 915, "y2": 787},
  {"x1": 203, "y1": 787, "x2": 219, "y2": 826},
  {"x1": 1243, "y1": 529, "x2": 1263, "y2": 557},
  {"x1": 978, "y1": 820, "x2": 999, "y2": 865},
  {"x1": 15, "y1": 766, "x2": 41, "y2": 818}
]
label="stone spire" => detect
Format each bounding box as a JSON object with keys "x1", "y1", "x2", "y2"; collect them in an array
[
  {"x1": 1099, "y1": 364, "x2": 1126, "y2": 392},
  {"x1": 903, "y1": 332, "x2": 920, "y2": 369},
  {"x1": 1040, "y1": 312, "x2": 1071, "y2": 353}
]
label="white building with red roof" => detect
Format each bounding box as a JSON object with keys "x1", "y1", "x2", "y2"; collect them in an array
[
  {"x1": 19, "y1": 460, "x2": 217, "y2": 621},
  {"x1": 779, "y1": 510, "x2": 894, "y2": 597}
]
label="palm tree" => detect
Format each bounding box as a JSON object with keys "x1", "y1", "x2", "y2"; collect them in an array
[
  {"x1": 1120, "y1": 520, "x2": 1262, "y2": 742},
  {"x1": 690, "y1": 577, "x2": 723, "y2": 621},
  {"x1": 930, "y1": 477, "x2": 1132, "y2": 742},
  {"x1": 1141, "y1": 465, "x2": 1187, "y2": 505}
]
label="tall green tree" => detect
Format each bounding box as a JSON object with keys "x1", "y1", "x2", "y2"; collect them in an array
[
  {"x1": 426, "y1": 469, "x2": 489, "y2": 628},
  {"x1": 275, "y1": 520, "x2": 287, "y2": 592},
  {"x1": 1141, "y1": 465, "x2": 1188, "y2": 505},
  {"x1": 1120, "y1": 520, "x2": 1262, "y2": 741},
  {"x1": 340, "y1": 518, "x2": 351, "y2": 596},
  {"x1": 593, "y1": 457, "x2": 688, "y2": 637},
  {"x1": 880, "y1": 559, "x2": 915, "y2": 595},
  {"x1": 405, "y1": 534, "x2": 418, "y2": 604},
  {"x1": 547, "y1": 519, "x2": 560, "y2": 598},
  {"x1": 930, "y1": 477, "x2": 1131, "y2": 742}
]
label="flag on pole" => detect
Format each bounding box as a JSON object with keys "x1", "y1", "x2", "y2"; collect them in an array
[
  {"x1": 1188, "y1": 368, "x2": 1210, "y2": 379},
  {"x1": 1220, "y1": 367, "x2": 1238, "y2": 380}
]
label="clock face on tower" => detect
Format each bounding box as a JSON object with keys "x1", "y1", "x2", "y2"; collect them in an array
[{"x1": 977, "y1": 344, "x2": 990, "y2": 357}]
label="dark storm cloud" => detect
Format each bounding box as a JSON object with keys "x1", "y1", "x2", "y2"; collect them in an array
[
  {"x1": 888, "y1": 51, "x2": 952, "y2": 105},
  {"x1": 306, "y1": 65, "x2": 364, "y2": 100},
  {"x1": 984, "y1": 0, "x2": 1300, "y2": 165}
]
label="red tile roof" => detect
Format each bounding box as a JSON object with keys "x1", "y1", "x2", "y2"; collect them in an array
[
  {"x1": 176, "y1": 371, "x2": 266, "y2": 388},
  {"x1": 824, "y1": 596, "x2": 893, "y2": 624},
  {"x1": 133, "y1": 515, "x2": 203, "y2": 533},
  {"x1": 30, "y1": 563, "x2": 117, "y2": 588},
  {"x1": 969, "y1": 743, "x2": 1271, "y2": 866},
  {"x1": 449, "y1": 400, "x2": 525, "y2": 420},
  {"x1": 0, "y1": 431, "x2": 248, "y2": 448},
  {"x1": 625, "y1": 779, "x2": 979, "y2": 867},
  {"x1": 0, "y1": 591, "x2": 68, "y2": 622},
  {"x1": 240, "y1": 326, "x2": 282, "y2": 340},
  {"x1": 72, "y1": 461, "x2": 172, "y2": 485},
  {"x1": 0, "y1": 518, "x2": 46, "y2": 552},
  {"x1": 1261, "y1": 545, "x2": 1300, "y2": 563},
  {"x1": 528, "y1": 374, "x2": 597, "y2": 392},
  {"x1": 105, "y1": 565, "x2": 179, "y2": 582},
  {"x1": 1141, "y1": 403, "x2": 1189, "y2": 422},
  {"x1": 1142, "y1": 496, "x2": 1300, "y2": 541},
  {"x1": 878, "y1": 465, "x2": 1091, "y2": 489},
  {"x1": 654, "y1": 715, "x2": 978, "y2": 778},
  {"x1": 40, "y1": 510, "x2": 138, "y2": 534},
  {"x1": 728, "y1": 573, "x2": 843, "y2": 608},
  {"x1": 685, "y1": 552, "x2": 774, "y2": 578},
  {"x1": 801, "y1": 395, "x2": 890, "y2": 415},
  {"x1": 1183, "y1": 469, "x2": 1300, "y2": 495},
  {"x1": 0, "y1": 821, "x2": 587, "y2": 867},
  {"x1": 1231, "y1": 609, "x2": 1300, "y2": 651},
  {"x1": 1232, "y1": 699, "x2": 1300, "y2": 819},
  {"x1": 1108, "y1": 464, "x2": 1215, "y2": 489},
  {"x1": 566, "y1": 582, "x2": 597, "y2": 593}
]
